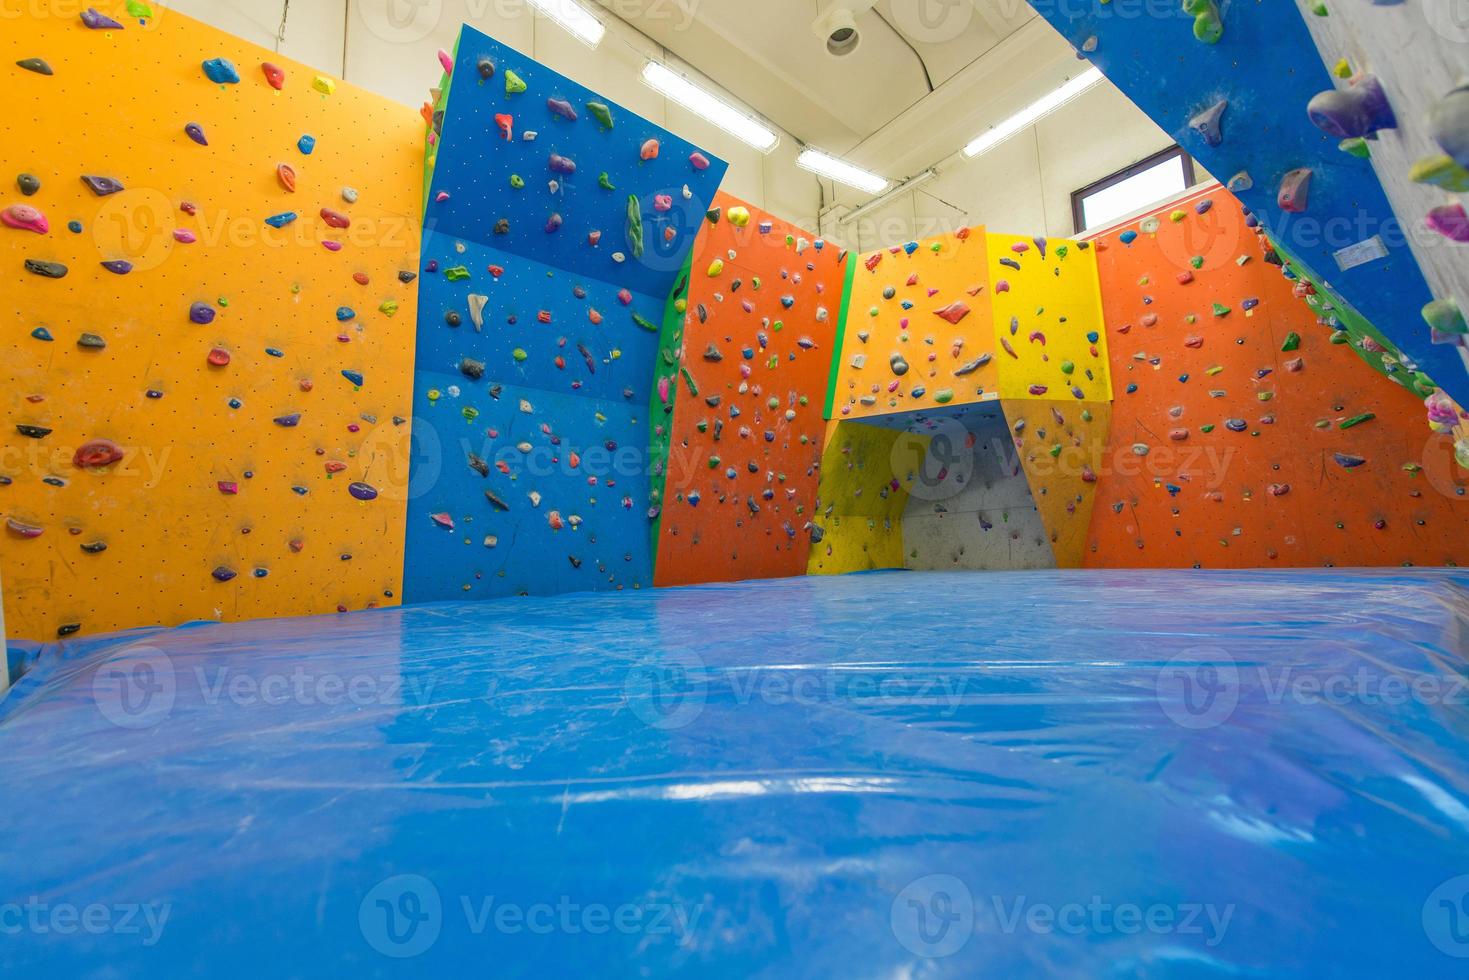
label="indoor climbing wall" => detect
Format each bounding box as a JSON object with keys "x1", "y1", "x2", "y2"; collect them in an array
[
  {"x1": 988, "y1": 232, "x2": 1112, "y2": 566},
  {"x1": 1028, "y1": 0, "x2": 1469, "y2": 407},
  {"x1": 651, "y1": 194, "x2": 843, "y2": 587},
  {"x1": 806, "y1": 421, "x2": 926, "y2": 575},
  {"x1": 403, "y1": 25, "x2": 727, "y2": 602},
  {"x1": 889, "y1": 404, "x2": 1057, "y2": 571},
  {"x1": 826, "y1": 230, "x2": 996, "y2": 420},
  {"x1": 1087, "y1": 187, "x2": 1469, "y2": 568},
  {"x1": 1294, "y1": 0, "x2": 1469, "y2": 366},
  {"x1": 1, "y1": 5, "x2": 423, "y2": 641}
]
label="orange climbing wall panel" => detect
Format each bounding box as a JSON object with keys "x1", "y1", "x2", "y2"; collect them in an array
[
  {"x1": 829, "y1": 230, "x2": 995, "y2": 421},
  {"x1": 654, "y1": 195, "x2": 843, "y2": 586},
  {"x1": 1086, "y1": 190, "x2": 1469, "y2": 568},
  {"x1": 1001, "y1": 399, "x2": 1111, "y2": 568},
  {"x1": 988, "y1": 232, "x2": 1112, "y2": 404},
  {"x1": 0, "y1": 6, "x2": 423, "y2": 639}
]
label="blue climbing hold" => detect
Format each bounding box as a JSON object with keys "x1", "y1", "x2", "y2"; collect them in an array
[
  {"x1": 342, "y1": 370, "x2": 364, "y2": 387},
  {"x1": 298, "y1": 135, "x2": 316, "y2": 155},
  {"x1": 31, "y1": 326, "x2": 53, "y2": 341},
  {"x1": 265, "y1": 212, "x2": 297, "y2": 228},
  {"x1": 202, "y1": 58, "x2": 241, "y2": 84},
  {"x1": 336, "y1": 307, "x2": 356, "y2": 321},
  {"x1": 1120, "y1": 230, "x2": 1138, "y2": 245}
]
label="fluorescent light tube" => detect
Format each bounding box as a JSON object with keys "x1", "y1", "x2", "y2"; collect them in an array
[
  {"x1": 844, "y1": 168, "x2": 938, "y2": 222},
  {"x1": 796, "y1": 148, "x2": 889, "y2": 195},
  {"x1": 641, "y1": 62, "x2": 779, "y2": 152},
  {"x1": 524, "y1": 0, "x2": 606, "y2": 48},
  {"x1": 963, "y1": 68, "x2": 1105, "y2": 158}
]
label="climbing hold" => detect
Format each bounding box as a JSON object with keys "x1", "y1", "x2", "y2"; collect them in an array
[
  {"x1": 640, "y1": 138, "x2": 660, "y2": 161},
  {"x1": 73, "y1": 439, "x2": 124, "y2": 469},
  {"x1": 477, "y1": 57, "x2": 496, "y2": 80},
  {"x1": 298, "y1": 134, "x2": 316, "y2": 155},
  {"x1": 690, "y1": 151, "x2": 710, "y2": 171},
  {"x1": 348, "y1": 482, "x2": 379, "y2": 502},
  {"x1": 17, "y1": 58, "x2": 53, "y2": 76},
  {"x1": 505, "y1": 69, "x2": 527, "y2": 95},
  {"x1": 100, "y1": 259, "x2": 133, "y2": 275},
  {"x1": 2, "y1": 204, "x2": 48, "y2": 234},
  {"x1": 495, "y1": 114, "x2": 514, "y2": 140},
  {"x1": 547, "y1": 97, "x2": 577, "y2": 121},
  {"x1": 30, "y1": 327, "x2": 52, "y2": 341},
  {"x1": 277, "y1": 163, "x2": 297, "y2": 192},
  {"x1": 183, "y1": 122, "x2": 209, "y2": 146},
  {"x1": 80, "y1": 7, "x2": 124, "y2": 29},
  {"x1": 1423, "y1": 299, "x2": 1467, "y2": 336},
  {"x1": 320, "y1": 208, "x2": 350, "y2": 229},
  {"x1": 1428, "y1": 85, "x2": 1469, "y2": 169},
  {"x1": 1183, "y1": 0, "x2": 1223, "y2": 44},
  {"x1": 262, "y1": 62, "x2": 285, "y2": 89},
  {"x1": 549, "y1": 153, "x2": 576, "y2": 175},
  {"x1": 341, "y1": 370, "x2": 364, "y2": 387},
  {"x1": 24, "y1": 259, "x2": 67, "y2": 278},
  {"x1": 728, "y1": 206, "x2": 751, "y2": 228},
  {"x1": 1189, "y1": 100, "x2": 1228, "y2": 147},
  {"x1": 81, "y1": 175, "x2": 124, "y2": 196},
  {"x1": 1426, "y1": 203, "x2": 1469, "y2": 243},
  {"x1": 1308, "y1": 76, "x2": 1396, "y2": 139},
  {"x1": 1119, "y1": 230, "x2": 1138, "y2": 245},
  {"x1": 17, "y1": 173, "x2": 40, "y2": 196},
  {"x1": 273, "y1": 413, "x2": 302, "y2": 428},
  {"x1": 265, "y1": 212, "x2": 297, "y2": 228},
  {"x1": 312, "y1": 75, "x2": 336, "y2": 95},
  {"x1": 1409, "y1": 155, "x2": 1469, "y2": 193},
  {"x1": 6, "y1": 518, "x2": 44, "y2": 539},
  {"x1": 1333, "y1": 453, "x2": 1367, "y2": 469},
  {"x1": 626, "y1": 194, "x2": 645, "y2": 259},
  {"x1": 1277, "y1": 169, "x2": 1312, "y2": 212},
  {"x1": 933, "y1": 302, "x2": 971, "y2": 324},
  {"x1": 202, "y1": 58, "x2": 241, "y2": 84},
  {"x1": 207, "y1": 347, "x2": 231, "y2": 366},
  {"x1": 15, "y1": 424, "x2": 51, "y2": 439}
]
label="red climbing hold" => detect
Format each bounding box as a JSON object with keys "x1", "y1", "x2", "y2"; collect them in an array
[
  {"x1": 262, "y1": 62, "x2": 285, "y2": 90},
  {"x1": 73, "y1": 439, "x2": 124, "y2": 469},
  {"x1": 933, "y1": 302, "x2": 971, "y2": 324},
  {"x1": 320, "y1": 208, "x2": 351, "y2": 229},
  {"x1": 208, "y1": 347, "x2": 231, "y2": 366}
]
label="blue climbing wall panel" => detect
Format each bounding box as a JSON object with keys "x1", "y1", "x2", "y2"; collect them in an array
[
  {"x1": 1029, "y1": 2, "x2": 1469, "y2": 406},
  {"x1": 404, "y1": 26, "x2": 728, "y2": 602}
]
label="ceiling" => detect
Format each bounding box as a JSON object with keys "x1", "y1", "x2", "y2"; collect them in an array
[{"x1": 593, "y1": 0, "x2": 1060, "y2": 177}]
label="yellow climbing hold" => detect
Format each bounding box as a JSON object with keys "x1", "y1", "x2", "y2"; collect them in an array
[
  {"x1": 727, "y1": 207, "x2": 751, "y2": 228},
  {"x1": 707, "y1": 258, "x2": 725, "y2": 276},
  {"x1": 312, "y1": 75, "x2": 336, "y2": 95}
]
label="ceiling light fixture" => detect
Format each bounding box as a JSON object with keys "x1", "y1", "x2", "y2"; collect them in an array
[
  {"x1": 842, "y1": 169, "x2": 938, "y2": 223},
  {"x1": 641, "y1": 62, "x2": 780, "y2": 152},
  {"x1": 962, "y1": 68, "x2": 1105, "y2": 158},
  {"x1": 523, "y1": 0, "x2": 606, "y2": 48},
  {"x1": 796, "y1": 148, "x2": 890, "y2": 195}
]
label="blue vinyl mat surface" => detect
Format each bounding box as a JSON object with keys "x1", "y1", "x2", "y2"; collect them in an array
[{"x1": 2, "y1": 568, "x2": 1468, "y2": 977}]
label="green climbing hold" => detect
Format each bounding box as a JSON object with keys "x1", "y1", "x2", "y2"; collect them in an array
[
  {"x1": 1183, "y1": 0, "x2": 1224, "y2": 43},
  {"x1": 510, "y1": 174, "x2": 524, "y2": 189},
  {"x1": 932, "y1": 389, "x2": 954, "y2": 404},
  {"x1": 586, "y1": 101, "x2": 613, "y2": 130},
  {"x1": 1190, "y1": 256, "x2": 1204, "y2": 269},
  {"x1": 1340, "y1": 412, "x2": 1376, "y2": 429},
  {"x1": 444, "y1": 266, "x2": 470, "y2": 281},
  {"x1": 598, "y1": 171, "x2": 615, "y2": 191},
  {"x1": 1211, "y1": 303, "x2": 1231, "y2": 317},
  {"x1": 1281, "y1": 332, "x2": 1301, "y2": 351},
  {"x1": 1410, "y1": 155, "x2": 1469, "y2": 192},
  {"x1": 632, "y1": 312, "x2": 658, "y2": 331},
  {"x1": 1423, "y1": 298, "x2": 1468, "y2": 334},
  {"x1": 626, "y1": 194, "x2": 644, "y2": 260},
  {"x1": 1061, "y1": 360, "x2": 1075, "y2": 375},
  {"x1": 505, "y1": 69, "x2": 526, "y2": 95},
  {"x1": 1339, "y1": 137, "x2": 1371, "y2": 159}
]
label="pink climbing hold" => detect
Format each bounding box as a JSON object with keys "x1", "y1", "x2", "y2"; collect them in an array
[
  {"x1": 6, "y1": 518, "x2": 43, "y2": 539},
  {"x1": 617, "y1": 289, "x2": 632, "y2": 306},
  {"x1": 653, "y1": 194, "x2": 673, "y2": 212},
  {"x1": 640, "y1": 138, "x2": 660, "y2": 161},
  {"x1": 431, "y1": 512, "x2": 455, "y2": 530},
  {"x1": 435, "y1": 191, "x2": 450, "y2": 203},
  {"x1": 1425, "y1": 203, "x2": 1469, "y2": 243},
  {"x1": 2, "y1": 204, "x2": 49, "y2": 234},
  {"x1": 690, "y1": 152, "x2": 710, "y2": 171},
  {"x1": 174, "y1": 229, "x2": 197, "y2": 244},
  {"x1": 437, "y1": 48, "x2": 454, "y2": 76},
  {"x1": 1277, "y1": 168, "x2": 1312, "y2": 213}
]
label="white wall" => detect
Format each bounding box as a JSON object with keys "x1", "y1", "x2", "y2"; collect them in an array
[
  {"x1": 164, "y1": 0, "x2": 821, "y2": 226},
  {"x1": 820, "y1": 80, "x2": 1192, "y2": 250}
]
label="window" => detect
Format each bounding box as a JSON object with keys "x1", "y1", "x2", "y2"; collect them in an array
[{"x1": 1072, "y1": 147, "x2": 1196, "y2": 234}]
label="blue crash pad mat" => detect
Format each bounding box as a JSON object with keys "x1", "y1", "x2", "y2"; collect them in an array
[{"x1": 2, "y1": 568, "x2": 1468, "y2": 976}]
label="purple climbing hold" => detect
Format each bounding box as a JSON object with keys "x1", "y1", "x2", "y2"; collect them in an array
[
  {"x1": 1278, "y1": 168, "x2": 1312, "y2": 213},
  {"x1": 1426, "y1": 203, "x2": 1469, "y2": 243},
  {"x1": 1195, "y1": 199, "x2": 1213, "y2": 215},
  {"x1": 190, "y1": 302, "x2": 216, "y2": 325},
  {"x1": 100, "y1": 259, "x2": 133, "y2": 275},
  {"x1": 545, "y1": 212, "x2": 563, "y2": 234},
  {"x1": 1333, "y1": 453, "x2": 1367, "y2": 469},
  {"x1": 81, "y1": 175, "x2": 124, "y2": 196},
  {"x1": 549, "y1": 153, "x2": 576, "y2": 175},
  {"x1": 1307, "y1": 75, "x2": 1396, "y2": 139},
  {"x1": 546, "y1": 97, "x2": 577, "y2": 122},
  {"x1": 185, "y1": 122, "x2": 208, "y2": 146},
  {"x1": 273, "y1": 413, "x2": 302, "y2": 427},
  {"x1": 80, "y1": 7, "x2": 124, "y2": 29},
  {"x1": 212, "y1": 566, "x2": 238, "y2": 583},
  {"x1": 348, "y1": 482, "x2": 379, "y2": 501}
]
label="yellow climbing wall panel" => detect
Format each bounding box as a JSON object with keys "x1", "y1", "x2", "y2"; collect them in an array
[
  {"x1": 1000, "y1": 400, "x2": 1112, "y2": 568},
  {"x1": 806, "y1": 420, "x2": 928, "y2": 575},
  {"x1": 0, "y1": 5, "x2": 423, "y2": 640},
  {"x1": 829, "y1": 230, "x2": 995, "y2": 421},
  {"x1": 988, "y1": 233, "x2": 1113, "y2": 404}
]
